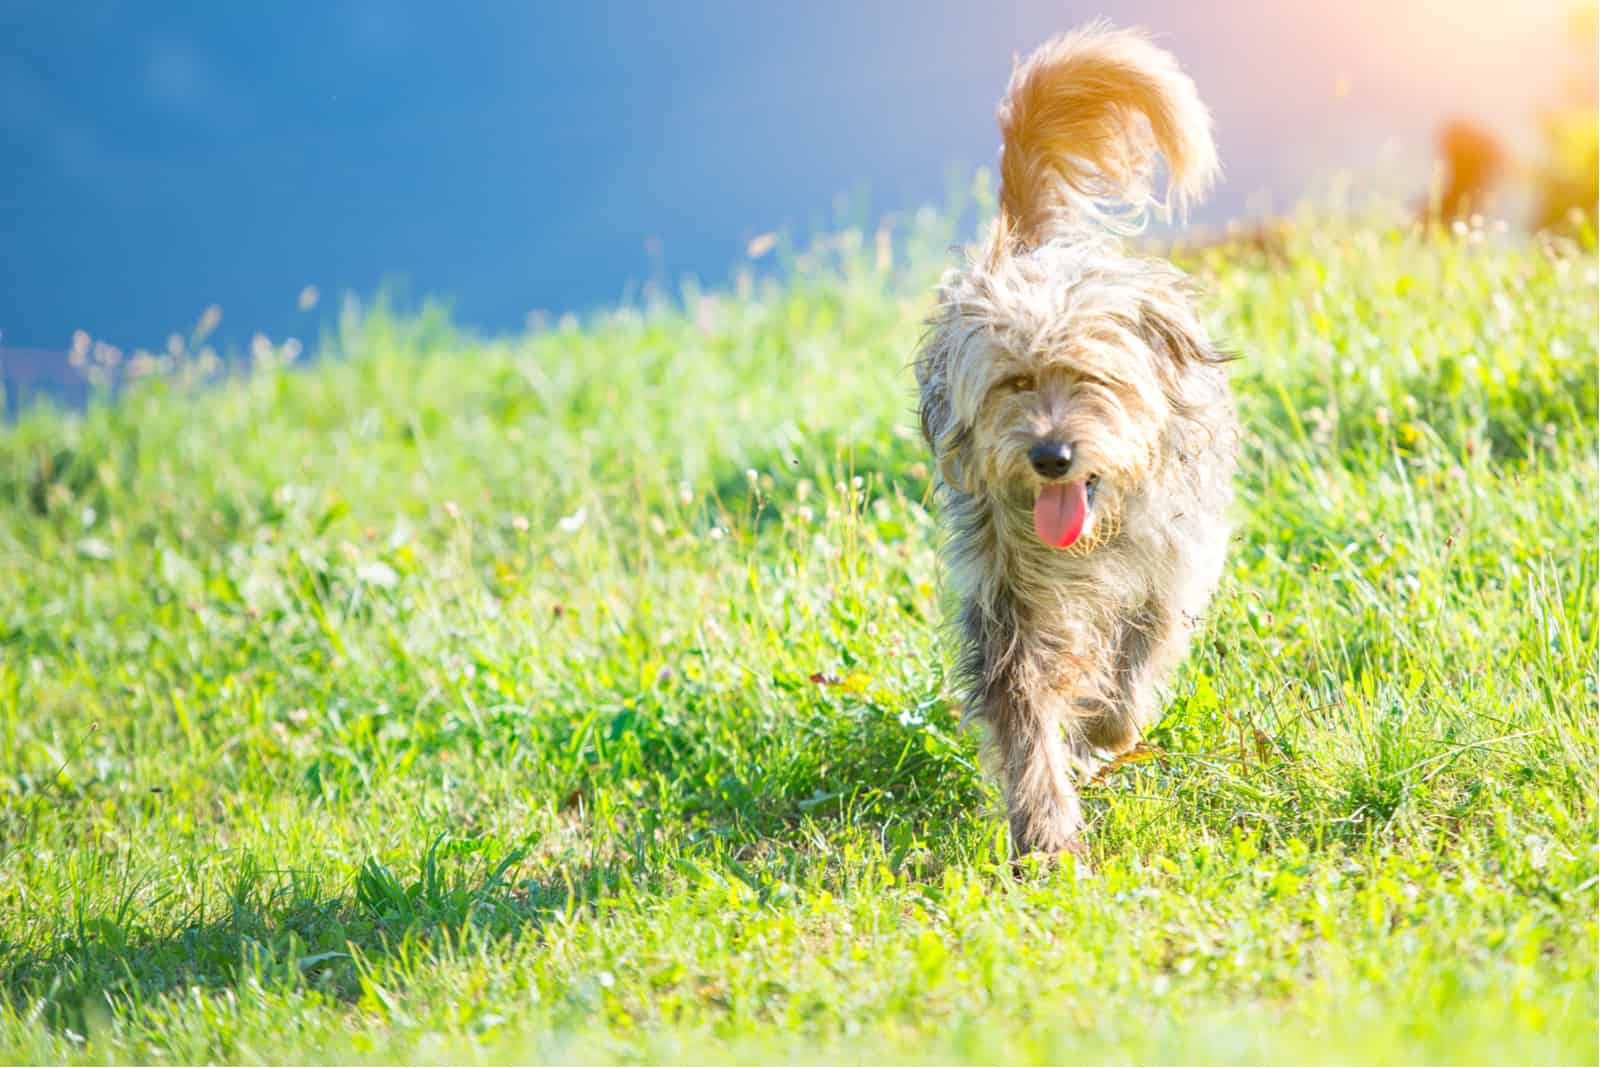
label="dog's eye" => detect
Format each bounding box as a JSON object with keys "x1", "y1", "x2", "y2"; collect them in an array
[{"x1": 1006, "y1": 375, "x2": 1036, "y2": 393}]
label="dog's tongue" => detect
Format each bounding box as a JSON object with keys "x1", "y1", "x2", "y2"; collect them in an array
[{"x1": 1033, "y1": 481, "x2": 1088, "y2": 548}]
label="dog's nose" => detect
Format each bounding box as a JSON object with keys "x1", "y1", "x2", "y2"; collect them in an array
[{"x1": 1028, "y1": 441, "x2": 1073, "y2": 479}]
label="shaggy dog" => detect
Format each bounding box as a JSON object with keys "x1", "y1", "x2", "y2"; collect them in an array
[{"x1": 915, "y1": 23, "x2": 1239, "y2": 857}]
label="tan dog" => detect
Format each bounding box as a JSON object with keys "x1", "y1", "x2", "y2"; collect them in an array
[{"x1": 915, "y1": 23, "x2": 1239, "y2": 856}]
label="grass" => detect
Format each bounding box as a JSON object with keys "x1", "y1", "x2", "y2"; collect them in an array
[{"x1": 0, "y1": 195, "x2": 1596, "y2": 1064}]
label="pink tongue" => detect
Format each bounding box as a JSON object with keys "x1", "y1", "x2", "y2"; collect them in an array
[{"x1": 1033, "y1": 482, "x2": 1088, "y2": 548}]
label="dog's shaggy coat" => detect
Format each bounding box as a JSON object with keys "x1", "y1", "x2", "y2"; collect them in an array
[{"x1": 915, "y1": 23, "x2": 1239, "y2": 856}]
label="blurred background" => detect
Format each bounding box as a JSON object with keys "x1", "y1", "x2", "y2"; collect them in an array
[{"x1": 2, "y1": 0, "x2": 1595, "y2": 406}]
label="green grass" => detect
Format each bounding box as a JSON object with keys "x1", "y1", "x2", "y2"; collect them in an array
[{"x1": 1, "y1": 199, "x2": 1596, "y2": 1064}]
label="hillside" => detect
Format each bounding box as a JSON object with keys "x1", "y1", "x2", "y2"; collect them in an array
[{"x1": 1, "y1": 206, "x2": 1596, "y2": 1063}]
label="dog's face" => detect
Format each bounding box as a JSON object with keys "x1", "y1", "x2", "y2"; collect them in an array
[{"x1": 918, "y1": 241, "x2": 1214, "y2": 552}]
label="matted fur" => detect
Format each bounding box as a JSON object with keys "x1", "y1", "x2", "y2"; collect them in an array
[{"x1": 915, "y1": 23, "x2": 1239, "y2": 856}]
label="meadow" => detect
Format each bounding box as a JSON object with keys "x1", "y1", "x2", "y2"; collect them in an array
[{"x1": 1, "y1": 194, "x2": 1596, "y2": 1064}]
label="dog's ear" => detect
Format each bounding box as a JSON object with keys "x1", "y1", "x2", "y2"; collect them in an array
[
  {"x1": 1139, "y1": 299, "x2": 1216, "y2": 366},
  {"x1": 1137, "y1": 298, "x2": 1232, "y2": 412},
  {"x1": 915, "y1": 331, "x2": 979, "y2": 495},
  {"x1": 918, "y1": 375, "x2": 977, "y2": 495}
]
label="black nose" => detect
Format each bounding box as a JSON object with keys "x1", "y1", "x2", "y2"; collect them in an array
[{"x1": 1028, "y1": 441, "x2": 1073, "y2": 479}]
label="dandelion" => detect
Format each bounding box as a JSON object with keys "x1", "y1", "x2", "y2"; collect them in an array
[
  {"x1": 695, "y1": 297, "x2": 719, "y2": 334},
  {"x1": 443, "y1": 500, "x2": 461, "y2": 520},
  {"x1": 512, "y1": 515, "x2": 530, "y2": 533},
  {"x1": 298, "y1": 285, "x2": 319, "y2": 311},
  {"x1": 356, "y1": 561, "x2": 399, "y2": 588},
  {"x1": 127, "y1": 352, "x2": 162, "y2": 378},
  {"x1": 196, "y1": 304, "x2": 222, "y2": 339},
  {"x1": 557, "y1": 507, "x2": 587, "y2": 533}
]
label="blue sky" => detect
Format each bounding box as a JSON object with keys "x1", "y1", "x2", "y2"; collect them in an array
[{"x1": 0, "y1": 1, "x2": 1578, "y2": 355}]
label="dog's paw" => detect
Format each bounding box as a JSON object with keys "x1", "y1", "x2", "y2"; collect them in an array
[
  {"x1": 1080, "y1": 714, "x2": 1140, "y2": 754},
  {"x1": 1010, "y1": 815, "x2": 1088, "y2": 859},
  {"x1": 1011, "y1": 835, "x2": 1092, "y2": 878}
]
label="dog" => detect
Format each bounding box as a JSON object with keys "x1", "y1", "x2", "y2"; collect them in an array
[{"x1": 915, "y1": 23, "x2": 1239, "y2": 857}]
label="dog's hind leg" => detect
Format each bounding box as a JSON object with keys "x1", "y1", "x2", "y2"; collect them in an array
[{"x1": 1080, "y1": 598, "x2": 1192, "y2": 754}]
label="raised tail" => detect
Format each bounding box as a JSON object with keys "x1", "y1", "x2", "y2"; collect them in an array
[{"x1": 997, "y1": 22, "x2": 1218, "y2": 243}]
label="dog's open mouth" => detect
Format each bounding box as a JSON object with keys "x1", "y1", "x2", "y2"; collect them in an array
[{"x1": 1033, "y1": 475, "x2": 1098, "y2": 548}]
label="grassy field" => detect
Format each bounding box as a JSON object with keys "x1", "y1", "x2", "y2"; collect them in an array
[{"x1": 1, "y1": 199, "x2": 1596, "y2": 1064}]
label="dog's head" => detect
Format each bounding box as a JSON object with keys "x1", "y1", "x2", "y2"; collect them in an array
[
  {"x1": 916, "y1": 24, "x2": 1225, "y2": 554},
  {"x1": 916, "y1": 239, "x2": 1223, "y2": 552}
]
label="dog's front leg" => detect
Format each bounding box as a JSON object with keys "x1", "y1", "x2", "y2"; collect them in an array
[{"x1": 978, "y1": 669, "x2": 1087, "y2": 857}]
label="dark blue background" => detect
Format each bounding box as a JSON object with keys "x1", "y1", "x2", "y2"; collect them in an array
[{"x1": 0, "y1": 1, "x2": 1570, "y2": 359}]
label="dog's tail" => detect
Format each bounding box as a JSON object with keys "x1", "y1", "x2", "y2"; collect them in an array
[{"x1": 997, "y1": 22, "x2": 1217, "y2": 243}]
